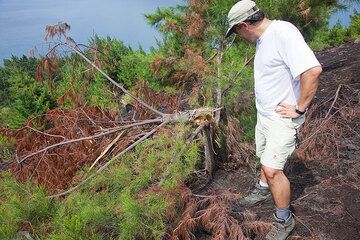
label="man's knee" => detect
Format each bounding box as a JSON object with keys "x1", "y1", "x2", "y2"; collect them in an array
[{"x1": 262, "y1": 165, "x2": 282, "y2": 182}]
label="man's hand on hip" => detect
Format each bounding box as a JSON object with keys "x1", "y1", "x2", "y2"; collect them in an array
[{"x1": 275, "y1": 103, "x2": 301, "y2": 119}]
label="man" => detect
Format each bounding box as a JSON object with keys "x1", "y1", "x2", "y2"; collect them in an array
[{"x1": 225, "y1": 1, "x2": 322, "y2": 239}]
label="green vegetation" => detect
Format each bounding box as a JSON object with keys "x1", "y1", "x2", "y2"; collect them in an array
[
  {"x1": 0, "y1": 129, "x2": 198, "y2": 239},
  {"x1": 0, "y1": 0, "x2": 359, "y2": 239},
  {"x1": 0, "y1": 56, "x2": 56, "y2": 128},
  {"x1": 0, "y1": 171, "x2": 56, "y2": 238},
  {"x1": 310, "y1": 11, "x2": 360, "y2": 50},
  {"x1": 0, "y1": 134, "x2": 15, "y2": 164}
]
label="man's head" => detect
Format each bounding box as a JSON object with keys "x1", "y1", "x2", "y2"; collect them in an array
[{"x1": 226, "y1": 0, "x2": 265, "y2": 42}]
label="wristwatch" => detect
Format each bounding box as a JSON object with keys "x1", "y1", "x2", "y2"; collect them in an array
[{"x1": 295, "y1": 108, "x2": 306, "y2": 115}]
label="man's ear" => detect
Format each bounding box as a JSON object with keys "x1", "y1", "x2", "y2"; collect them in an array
[{"x1": 240, "y1": 22, "x2": 249, "y2": 30}]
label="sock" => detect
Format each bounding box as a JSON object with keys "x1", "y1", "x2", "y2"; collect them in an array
[
  {"x1": 259, "y1": 180, "x2": 269, "y2": 188},
  {"x1": 275, "y1": 206, "x2": 290, "y2": 221}
]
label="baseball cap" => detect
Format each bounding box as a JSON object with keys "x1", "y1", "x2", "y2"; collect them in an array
[{"x1": 225, "y1": 0, "x2": 260, "y2": 38}]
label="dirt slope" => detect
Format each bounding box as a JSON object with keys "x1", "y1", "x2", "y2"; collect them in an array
[{"x1": 194, "y1": 41, "x2": 360, "y2": 240}]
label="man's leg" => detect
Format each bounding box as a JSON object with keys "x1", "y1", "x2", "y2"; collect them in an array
[
  {"x1": 262, "y1": 165, "x2": 295, "y2": 240},
  {"x1": 260, "y1": 116, "x2": 300, "y2": 240},
  {"x1": 262, "y1": 165, "x2": 290, "y2": 209}
]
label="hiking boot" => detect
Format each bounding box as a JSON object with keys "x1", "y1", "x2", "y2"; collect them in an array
[
  {"x1": 238, "y1": 183, "x2": 272, "y2": 207},
  {"x1": 265, "y1": 213, "x2": 295, "y2": 240}
]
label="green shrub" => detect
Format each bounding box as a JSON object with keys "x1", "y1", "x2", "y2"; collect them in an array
[
  {"x1": 348, "y1": 11, "x2": 360, "y2": 38},
  {"x1": 118, "y1": 191, "x2": 169, "y2": 240},
  {"x1": 88, "y1": 73, "x2": 117, "y2": 110},
  {"x1": 0, "y1": 56, "x2": 56, "y2": 128},
  {"x1": 328, "y1": 22, "x2": 349, "y2": 46},
  {"x1": 89, "y1": 36, "x2": 158, "y2": 90},
  {"x1": 0, "y1": 172, "x2": 56, "y2": 239},
  {"x1": 309, "y1": 27, "x2": 331, "y2": 51},
  {"x1": 47, "y1": 125, "x2": 198, "y2": 240},
  {"x1": 310, "y1": 12, "x2": 360, "y2": 51},
  {"x1": 49, "y1": 190, "x2": 118, "y2": 240},
  {"x1": 0, "y1": 134, "x2": 15, "y2": 164}
]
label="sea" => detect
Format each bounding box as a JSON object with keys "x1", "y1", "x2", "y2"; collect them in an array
[{"x1": 0, "y1": 0, "x2": 359, "y2": 64}]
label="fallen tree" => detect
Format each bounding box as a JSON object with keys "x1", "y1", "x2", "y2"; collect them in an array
[{"x1": 3, "y1": 22, "x2": 225, "y2": 198}]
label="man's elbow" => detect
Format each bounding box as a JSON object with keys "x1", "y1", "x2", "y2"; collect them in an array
[
  {"x1": 302, "y1": 65, "x2": 322, "y2": 82},
  {"x1": 311, "y1": 65, "x2": 323, "y2": 78}
]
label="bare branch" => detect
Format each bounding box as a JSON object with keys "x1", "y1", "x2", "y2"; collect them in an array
[
  {"x1": 324, "y1": 84, "x2": 342, "y2": 119},
  {"x1": 186, "y1": 124, "x2": 207, "y2": 144},
  {"x1": 19, "y1": 118, "x2": 163, "y2": 164},
  {"x1": 25, "y1": 126, "x2": 66, "y2": 140},
  {"x1": 300, "y1": 96, "x2": 355, "y2": 145},
  {"x1": 89, "y1": 131, "x2": 125, "y2": 170},
  {"x1": 58, "y1": 42, "x2": 165, "y2": 117},
  {"x1": 48, "y1": 121, "x2": 168, "y2": 198},
  {"x1": 80, "y1": 107, "x2": 97, "y2": 127}
]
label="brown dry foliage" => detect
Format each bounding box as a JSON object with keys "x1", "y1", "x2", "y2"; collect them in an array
[
  {"x1": 151, "y1": 56, "x2": 177, "y2": 77},
  {"x1": 295, "y1": 86, "x2": 360, "y2": 161},
  {"x1": 162, "y1": 0, "x2": 209, "y2": 39},
  {"x1": 171, "y1": 188, "x2": 272, "y2": 240},
  {"x1": 183, "y1": 12, "x2": 207, "y2": 39},
  {"x1": 36, "y1": 22, "x2": 75, "y2": 88},
  {"x1": 184, "y1": 0, "x2": 209, "y2": 40},
  {"x1": 163, "y1": 20, "x2": 182, "y2": 32},
  {"x1": 151, "y1": 47, "x2": 209, "y2": 89},
  {"x1": 151, "y1": 0, "x2": 210, "y2": 90},
  {"x1": 35, "y1": 56, "x2": 59, "y2": 89},
  {"x1": 133, "y1": 80, "x2": 181, "y2": 119},
  {"x1": 57, "y1": 89, "x2": 85, "y2": 107},
  {"x1": 4, "y1": 106, "x2": 150, "y2": 193},
  {"x1": 219, "y1": 91, "x2": 257, "y2": 172},
  {"x1": 45, "y1": 22, "x2": 74, "y2": 43},
  {"x1": 299, "y1": 0, "x2": 311, "y2": 23},
  {"x1": 224, "y1": 116, "x2": 256, "y2": 172},
  {"x1": 188, "y1": 0, "x2": 210, "y2": 14},
  {"x1": 182, "y1": 47, "x2": 210, "y2": 76}
]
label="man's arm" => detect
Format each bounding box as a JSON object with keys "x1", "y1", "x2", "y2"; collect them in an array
[
  {"x1": 297, "y1": 65, "x2": 322, "y2": 111},
  {"x1": 276, "y1": 65, "x2": 322, "y2": 118}
]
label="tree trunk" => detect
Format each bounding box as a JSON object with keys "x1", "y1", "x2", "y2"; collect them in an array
[
  {"x1": 215, "y1": 39, "x2": 224, "y2": 125},
  {"x1": 203, "y1": 124, "x2": 215, "y2": 178}
]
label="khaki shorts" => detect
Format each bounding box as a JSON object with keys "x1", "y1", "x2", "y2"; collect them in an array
[{"x1": 255, "y1": 112, "x2": 305, "y2": 170}]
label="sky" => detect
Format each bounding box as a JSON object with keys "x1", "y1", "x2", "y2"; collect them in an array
[{"x1": 0, "y1": 0, "x2": 359, "y2": 63}]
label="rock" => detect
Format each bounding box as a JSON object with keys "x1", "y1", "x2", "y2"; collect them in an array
[{"x1": 346, "y1": 143, "x2": 359, "y2": 151}]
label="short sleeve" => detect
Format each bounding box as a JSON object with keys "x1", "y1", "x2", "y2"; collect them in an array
[{"x1": 276, "y1": 23, "x2": 320, "y2": 79}]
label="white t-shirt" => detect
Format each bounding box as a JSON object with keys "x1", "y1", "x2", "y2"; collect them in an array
[{"x1": 254, "y1": 20, "x2": 320, "y2": 116}]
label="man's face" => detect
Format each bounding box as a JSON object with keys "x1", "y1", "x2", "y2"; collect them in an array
[{"x1": 234, "y1": 23, "x2": 257, "y2": 43}]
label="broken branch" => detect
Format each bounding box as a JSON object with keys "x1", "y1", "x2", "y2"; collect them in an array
[
  {"x1": 89, "y1": 131, "x2": 125, "y2": 170},
  {"x1": 58, "y1": 42, "x2": 165, "y2": 117},
  {"x1": 19, "y1": 118, "x2": 163, "y2": 164},
  {"x1": 48, "y1": 121, "x2": 168, "y2": 198}
]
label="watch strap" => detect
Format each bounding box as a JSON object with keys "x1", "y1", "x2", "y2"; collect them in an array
[{"x1": 295, "y1": 108, "x2": 306, "y2": 115}]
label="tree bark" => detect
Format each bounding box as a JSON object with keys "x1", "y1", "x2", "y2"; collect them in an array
[
  {"x1": 215, "y1": 40, "x2": 224, "y2": 124},
  {"x1": 203, "y1": 124, "x2": 215, "y2": 178}
]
